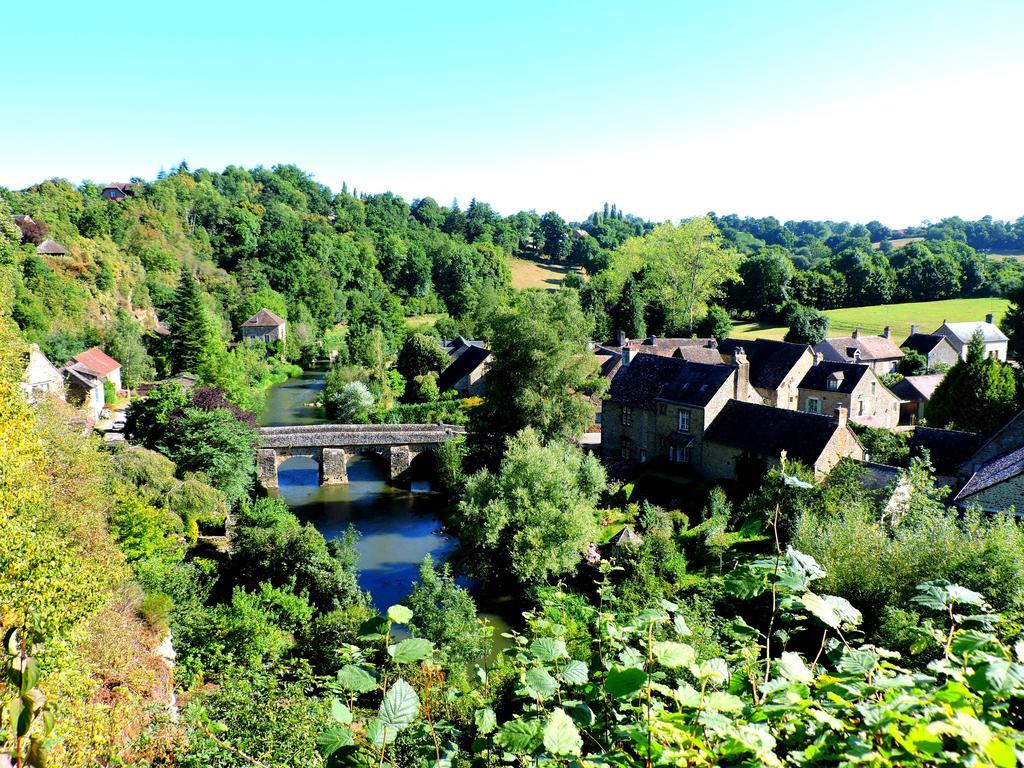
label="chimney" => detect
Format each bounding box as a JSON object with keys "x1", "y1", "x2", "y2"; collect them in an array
[
  {"x1": 813, "y1": 351, "x2": 823, "y2": 365},
  {"x1": 853, "y1": 349, "x2": 862, "y2": 363},
  {"x1": 645, "y1": 335, "x2": 657, "y2": 346},
  {"x1": 833, "y1": 404, "x2": 848, "y2": 428},
  {"x1": 621, "y1": 347, "x2": 632, "y2": 367},
  {"x1": 910, "y1": 324, "x2": 918, "y2": 336},
  {"x1": 732, "y1": 347, "x2": 750, "y2": 401},
  {"x1": 616, "y1": 329, "x2": 626, "y2": 347},
  {"x1": 986, "y1": 313, "x2": 995, "y2": 324},
  {"x1": 852, "y1": 328, "x2": 860, "y2": 339},
  {"x1": 882, "y1": 326, "x2": 891, "y2": 339}
]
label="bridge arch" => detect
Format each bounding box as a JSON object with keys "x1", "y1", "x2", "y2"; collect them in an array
[{"x1": 255, "y1": 424, "x2": 465, "y2": 490}]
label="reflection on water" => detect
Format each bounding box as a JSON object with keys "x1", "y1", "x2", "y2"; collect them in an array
[
  {"x1": 272, "y1": 455, "x2": 457, "y2": 612},
  {"x1": 262, "y1": 367, "x2": 515, "y2": 641}
]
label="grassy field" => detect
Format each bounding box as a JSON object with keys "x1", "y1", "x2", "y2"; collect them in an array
[
  {"x1": 405, "y1": 313, "x2": 446, "y2": 329},
  {"x1": 509, "y1": 256, "x2": 579, "y2": 290},
  {"x1": 730, "y1": 297, "x2": 1011, "y2": 342},
  {"x1": 872, "y1": 236, "x2": 925, "y2": 250}
]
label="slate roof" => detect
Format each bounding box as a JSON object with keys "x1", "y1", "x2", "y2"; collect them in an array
[
  {"x1": 815, "y1": 334, "x2": 904, "y2": 363},
  {"x1": 437, "y1": 344, "x2": 490, "y2": 392},
  {"x1": 901, "y1": 333, "x2": 948, "y2": 356},
  {"x1": 937, "y1": 321, "x2": 1008, "y2": 344},
  {"x1": 609, "y1": 353, "x2": 735, "y2": 409},
  {"x1": 72, "y1": 347, "x2": 121, "y2": 377},
  {"x1": 798, "y1": 361, "x2": 869, "y2": 394},
  {"x1": 103, "y1": 182, "x2": 136, "y2": 193},
  {"x1": 703, "y1": 400, "x2": 843, "y2": 467},
  {"x1": 444, "y1": 336, "x2": 487, "y2": 357},
  {"x1": 62, "y1": 362, "x2": 102, "y2": 389},
  {"x1": 242, "y1": 308, "x2": 286, "y2": 327},
  {"x1": 718, "y1": 338, "x2": 810, "y2": 390},
  {"x1": 603, "y1": 336, "x2": 717, "y2": 356},
  {"x1": 955, "y1": 445, "x2": 1024, "y2": 502},
  {"x1": 673, "y1": 346, "x2": 727, "y2": 365},
  {"x1": 593, "y1": 346, "x2": 623, "y2": 378},
  {"x1": 909, "y1": 426, "x2": 984, "y2": 475},
  {"x1": 890, "y1": 374, "x2": 944, "y2": 402},
  {"x1": 611, "y1": 525, "x2": 644, "y2": 547},
  {"x1": 35, "y1": 238, "x2": 68, "y2": 255}
]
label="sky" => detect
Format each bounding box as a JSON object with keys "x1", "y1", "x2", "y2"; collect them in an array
[{"x1": 1, "y1": 0, "x2": 1022, "y2": 227}]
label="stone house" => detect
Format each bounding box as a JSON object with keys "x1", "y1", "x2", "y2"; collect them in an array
[
  {"x1": 954, "y1": 408, "x2": 1024, "y2": 512},
  {"x1": 242, "y1": 308, "x2": 287, "y2": 345},
  {"x1": 603, "y1": 351, "x2": 863, "y2": 480},
  {"x1": 889, "y1": 374, "x2": 945, "y2": 425},
  {"x1": 61, "y1": 363, "x2": 105, "y2": 420},
  {"x1": 933, "y1": 315, "x2": 1009, "y2": 361},
  {"x1": 702, "y1": 400, "x2": 865, "y2": 480},
  {"x1": 797, "y1": 360, "x2": 900, "y2": 429},
  {"x1": 101, "y1": 182, "x2": 138, "y2": 201},
  {"x1": 814, "y1": 328, "x2": 904, "y2": 374},
  {"x1": 437, "y1": 344, "x2": 490, "y2": 398},
  {"x1": 900, "y1": 327, "x2": 959, "y2": 370},
  {"x1": 717, "y1": 338, "x2": 814, "y2": 409},
  {"x1": 71, "y1": 347, "x2": 122, "y2": 392},
  {"x1": 21, "y1": 344, "x2": 63, "y2": 401}
]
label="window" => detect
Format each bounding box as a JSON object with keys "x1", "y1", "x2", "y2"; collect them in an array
[
  {"x1": 595, "y1": 412, "x2": 602, "y2": 425},
  {"x1": 264, "y1": 334, "x2": 271, "y2": 343},
  {"x1": 620, "y1": 438, "x2": 634, "y2": 460},
  {"x1": 677, "y1": 409, "x2": 690, "y2": 432},
  {"x1": 871, "y1": 382, "x2": 877, "y2": 395},
  {"x1": 640, "y1": 448, "x2": 647, "y2": 462},
  {"x1": 669, "y1": 445, "x2": 690, "y2": 463},
  {"x1": 858, "y1": 398, "x2": 865, "y2": 416},
  {"x1": 621, "y1": 407, "x2": 632, "y2": 427},
  {"x1": 827, "y1": 378, "x2": 839, "y2": 392},
  {"x1": 806, "y1": 397, "x2": 821, "y2": 414}
]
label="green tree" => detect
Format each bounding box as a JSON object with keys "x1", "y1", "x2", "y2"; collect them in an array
[
  {"x1": 1000, "y1": 283, "x2": 1024, "y2": 359},
  {"x1": 169, "y1": 269, "x2": 218, "y2": 375},
  {"x1": 926, "y1": 330, "x2": 1018, "y2": 433},
  {"x1": 456, "y1": 428, "x2": 604, "y2": 585},
  {"x1": 610, "y1": 217, "x2": 740, "y2": 333},
  {"x1": 613, "y1": 274, "x2": 646, "y2": 339},
  {"x1": 406, "y1": 555, "x2": 489, "y2": 671},
  {"x1": 784, "y1": 304, "x2": 830, "y2": 346},
  {"x1": 469, "y1": 291, "x2": 603, "y2": 465},
  {"x1": 732, "y1": 246, "x2": 794, "y2": 317},
  {"x1": 396, "y1": 333, "x2": 448, "y2": 382},
  {"x1": 167, "y1": 407, "x2": 257, "y2": 505},
  {"x1": 697, "y1": 305, "x2": 733, "y2": 340},
  {"x1": 105, "y1": 308, "x2": 155, "y2": 389}
]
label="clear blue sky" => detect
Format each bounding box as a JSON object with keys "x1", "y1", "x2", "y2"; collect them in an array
[{"x1": 2, "y1": 0, "x2": 1021, "y2": 226}]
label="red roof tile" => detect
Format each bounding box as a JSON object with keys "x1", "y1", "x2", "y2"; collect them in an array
[{"x1": 72, "y1": 347, "x2": 121, "y2": 377}]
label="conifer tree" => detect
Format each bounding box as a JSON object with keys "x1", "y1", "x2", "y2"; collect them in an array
[
  {"x1": 615, "y1": 275, "x2": 646, "y2": 339},
  {"x1": 169, "y1": 268, "x2": 217, "y2": 375},
  {"x1": 926, "y1": 330, "x2": 1018, "y2": 433}
]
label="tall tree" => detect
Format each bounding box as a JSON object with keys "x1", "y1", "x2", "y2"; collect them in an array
[
  {"x1": 168, "y1": 269, "x2": 217, "y2": 375},
  {"x1": 610, "y1": 217, "x2": 740, "y2": 333},
  {"x1": 1000, "y1": 283, "x2": 1024, "y2": 359},
  {"x1": 926, "y1": 330, "x2": 1018, "y2": 433},
  {"x1": 469, "y1": 291, "x2": 604, "y2": 466},
  {"x1": 613, "y1": 274, "x2": 646, "y2": 339},
  {"x1": 105, "y1": 308, "x2": 155, "y2": 389}
]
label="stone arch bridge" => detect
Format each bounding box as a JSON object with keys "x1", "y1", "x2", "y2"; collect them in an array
[{"x1": 255, "y1": 423, "x2": 466, "y2": 489}]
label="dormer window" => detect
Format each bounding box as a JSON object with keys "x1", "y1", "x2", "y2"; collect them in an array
[{"x1": 827, "y1": 372, "x2": 844, "y2": 391}]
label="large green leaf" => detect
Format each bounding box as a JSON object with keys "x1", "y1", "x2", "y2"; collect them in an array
[
  {"x1": 316, "y1": 727, "x2": 353, "y2": 758},
  {"x1": 390, "y1": 637, "x2": 433, "y2": 664},
  {"x1": 330, "y1": 699, "x2": 353, "y2": 724},
  {"x1": 387, "y1": 604, "x2": 413, "y2": 625},
  {"x1": 604, "y1": 666, "x2": 647, "y2": 699},
  {"x1": 801, "y1": 592, "x2": 860, "y2": 629},
  {"x1": 378, "y1": 678, "x2": 419, "y2": 730},
  {"x1": 524, "y1": 667, "x2": 558, "y2": 699},
  {"x1": 777, "y1": 652, "x2": 813, "y2": 683},
  {"x1": 912, "y1": 580, "x2": 986, "y2": 612},
  {"x1": 653, "y1": 641, "x2": 695, "y2": 668},
  {"x1": 475, "y1": 707, "x2": 497, "y2": 735},
  {"x1": 543, "y1": 708, "x2": 583, "y2": 756},
  {"x1": 495, "y1": 718, "x2": 543, "y2": 754},
  {"x1": 969, "y1": 660, "x2": 1024, "y2": 696},
  {"x1": 365, "y1": 717, "x2": 397, "y2": 748},
  {"x1": 530, "y1": 637, "x2": 567, "y2": 662},
  {"x1": 357, "y1": 616, "x2": 390, "y2": 641},
  {"x1": 336, "y1": 664, "x2": 377, "y2": 693},
  {"x1": 560, "y1": 659, "x2": 589, "y2": 684}
]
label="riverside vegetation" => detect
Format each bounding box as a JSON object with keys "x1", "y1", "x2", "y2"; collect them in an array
[{"x1": 4, "y1": 165, "x2": 1024, "y2": 765}]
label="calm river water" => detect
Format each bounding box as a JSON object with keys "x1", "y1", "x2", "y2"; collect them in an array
[{"x1": 260, "y1": 367, "x2": 514, "y2": 632}]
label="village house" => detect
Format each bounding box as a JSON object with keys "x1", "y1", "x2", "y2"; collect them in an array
[
  {"x1": 890, "y1": 374, "x2": 945, "y2": 425},
  {"x1": 61, "y1": 363, "x2": 105, "y2": 421},
  {"x1": 20, "y1": 344, "x2": 64, "y2": 401},
  {"x1": 813, "y1": 328, "x2": 904, "y2": 374},
  {"x1": 437, "y1": 344, "x2": 491, "y2": 398},
  {"x1": 954, "y1": 409, "x2": 1024, "y2": 513},
  {"x1": 241, "y1": 308, "x2": 287, "y2": 345},
  {"x1": 933, "y1": 315, "x2": 1009, "y2": 361},
  {"x1": 443, "y1": 336, "x2": 487, "y2": 359},
  {"x1": 35, "y1": 238, "x2": 68, "y2": 256},
  {"x1": 717, "y1": 338, "x2": 814, "y2": 409},
  {"x1": 797, "y1": 359, "x2": 901, "y2": 429},
  {"x1": 71, "y1": 347, "x2": 123, "y2": 392},
  {"x1": 101, "y1": 182, "x2": 138, "y2": 201},
  {"x1": 603, "y1": 350, "x2": 864, "y2": 480},
  {"x1": 901, "y1": 326, "x2": 959, "y2": 370}
]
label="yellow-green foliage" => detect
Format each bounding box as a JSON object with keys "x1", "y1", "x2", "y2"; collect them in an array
[{"x1": 0, "y1": 327, "x2": 176, "y2": 764}]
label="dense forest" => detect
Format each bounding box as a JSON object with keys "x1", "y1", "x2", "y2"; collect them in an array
[{"x1": 4, "y1": 165, "x2": 1024, "y2": 766}]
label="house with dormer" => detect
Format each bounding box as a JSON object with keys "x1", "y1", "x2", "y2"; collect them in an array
[
  {"x1": 717, "y1": 338, "x2": 814, "y2": 409},
  {"x1": 797, "y1": 360, "x2": 900, "y2": 429},
  {"x1": 814, "y1": 328, "x2": 904, "y2": 374}
]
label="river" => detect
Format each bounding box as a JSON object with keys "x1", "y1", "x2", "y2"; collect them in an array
[{"x1": 259, "y1": 366, "x2": 515, "y2": 633}]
